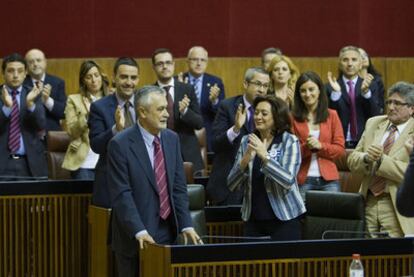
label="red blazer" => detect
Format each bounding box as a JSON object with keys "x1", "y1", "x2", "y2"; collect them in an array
[{"x1": 292, "y1": 109, "x2": 345, "y2": 185}]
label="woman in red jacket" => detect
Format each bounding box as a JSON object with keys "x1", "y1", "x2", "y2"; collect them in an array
[{"x1": 291, "y1": 71, "x2": 345, "y2": 199}]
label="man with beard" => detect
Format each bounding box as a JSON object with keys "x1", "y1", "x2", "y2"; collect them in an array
[{"x1": 151, "y1": 48, "x2": 204, "y2": 172}]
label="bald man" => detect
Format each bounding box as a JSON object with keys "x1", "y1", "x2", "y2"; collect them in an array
[
  {"x1": 24, "y1": 49, "x2": 66, "y2": 132},
  {"x1": 179, "y1": 46, "x2": 225, "y2": 151}
]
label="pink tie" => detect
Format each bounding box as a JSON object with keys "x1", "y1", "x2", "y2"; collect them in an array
[
  {"x1": 347, "y1": 80, "x2": 358, "y2": 140},
  {"x1": 153, "y1": 136, "x2": 171, "y2": 219},
  {"x1": 8, "y1": 90, "x2": 21, "y2": 153},
  {"x1": 370, "y1": 125, "x2": 398, "y2": 196}
]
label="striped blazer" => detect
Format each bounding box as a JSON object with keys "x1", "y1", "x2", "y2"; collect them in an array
[{"x1": 227, "y1": 132, "x2": 306, "y2": 222}]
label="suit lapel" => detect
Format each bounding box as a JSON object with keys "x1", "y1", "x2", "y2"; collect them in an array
[
  {"x1": 390, "y1": 118, "x2": 414, "y2": 156},
  {"x1": 373, "y1": 120, "x2": 389, "y2": 146},
  {"x1": 339, "y1": 78, "x2": 350, "y2": 105},
  {"x1": 129, "y1": 125, "x2": 158, "y2": 193}
]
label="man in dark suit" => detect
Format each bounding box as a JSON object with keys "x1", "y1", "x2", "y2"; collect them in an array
[
  {"x1": 108, "y1": 85, "x2": 201, "y2": 277},
  {"x1": 397, "y1": 138, "x2": 414, "y2": 217},
  {"x1": 207, "y1": 67, "x2": 270, "y2": 205},
  {"x1": 152, "y1": 48, "x2": 204, "y2": 172},
  {"x1": 24, "y1": 49, "x2": 66, "y2": 131},
  {"x1": 88, "y1": 57, "x2": 139, "y2": 208},
  {"x1": 326, "y1": 45, "x2": 382, "y2": 148},
  {"x1": 179, "y1": 46, "x2": 226, "y2": 151},
  {"x1": 0, "y1": 53, "x2": 47, "y2": 180}
]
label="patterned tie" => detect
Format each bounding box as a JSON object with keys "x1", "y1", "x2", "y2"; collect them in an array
[
  {"x1": 8, "y1": 90, "x2": 21, "y2": 153},
  {"x1": 369, "y1": 125, "x2": 398, "y2": 196},
  {"x1": 153, "y1": 136, "x2": 171, "y2": 219},
  {"x1": 192, "y1": 78, "x2": 201, "y2": 104},
  {"x1": 347, "y1": 80, "x2": 358, "y2": 140},
  {"x1": 164, "y1": 86, "x2": 174, "y2": 130},
  {"x1": 123, "y1": 101, "x2": 134, "y2": 128},
  {"x1": 248, "y1": 106, "x2": 255, "y2": 132}
]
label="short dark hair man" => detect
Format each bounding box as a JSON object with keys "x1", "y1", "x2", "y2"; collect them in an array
[
  {"x1": 88, "y1": 57, "x2": 139, "y2": 207},
  {"x1": 152, "y1": 48, "x2": 204, "y2": 172},
  {"x1": 261, "y1": 47, "x2": 282, "y2": 71},
  {"x1": 0, "y1": 53, "x2": 47, "y2": 180}
]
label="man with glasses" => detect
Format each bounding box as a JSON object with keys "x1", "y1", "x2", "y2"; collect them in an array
[
  {"x1": 178, "y1": 46, "x2": 226, "y2": 151},
  {"x1": 207, "y1": 67, "x2": 270, "y2": 205},
  {"x1": 348, "y1": 81, "x2": 414, "y2": 237},
  {"x1": 326, "y1": 45, "x2": 383, "y2": 148},
  {"x1": 151, "y1": 48, "x2": 204, "y2": 172}
]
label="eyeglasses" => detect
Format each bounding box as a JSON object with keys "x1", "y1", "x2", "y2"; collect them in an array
[
  {"x1": 385, "y1": 99, "x2": 409, "y2": 107},
  {"x1": 189, "y1": 58, "x2": 207, "y2": 63},
  {"x1": 154, "y1": 61, "x2": 174, "y2": 68},
  {"x1": 249, "y1": 81, "x2": 270, "y2": 90}
]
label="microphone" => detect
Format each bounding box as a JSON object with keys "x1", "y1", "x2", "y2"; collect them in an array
[{"x1": 321, "y1": 230, "x2": 389, "y2": 240}]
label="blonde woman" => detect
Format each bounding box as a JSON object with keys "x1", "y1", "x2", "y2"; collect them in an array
[
  {"x1": 62, "y1": 60, "x2": 110, "y2": 179},
  {"x1": 267, "y1": 55, "x2": 299, "y2": 108}
]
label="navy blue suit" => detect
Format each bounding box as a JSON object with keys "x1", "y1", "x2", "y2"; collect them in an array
[
  {"x1": 108, "y1": 125, "x2": 192, "y2": 257},
  {"x1": 183, "y1": 72, "x2": 225, "y2": 151},
  {"x1": 397, "y1": 150, "x2": 414, "y2": 217},
  {"x1": 0, "y1": 85, "x2": 47, "y2": 177},
  {"x1": 207, "y1": 95, "x2": 249, "y2": 204},
  {"x1": 88, "y1": 94, "x2": 118, "y2": 207},
  {"x1": 326, "y1": 76, "x2": 382, "y2": 142},
  {"x1": 24, "y1": 74, "x2": 66, "y2": 131}
]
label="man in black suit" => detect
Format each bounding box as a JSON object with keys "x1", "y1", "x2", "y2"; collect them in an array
[
  {"x1": 24, "y1": 49, "x2": 66, "y2": 131},
  {"x1": 326, "y1": 45, "x2": 382, "y2": 148},
  {"x1": 397, "y1": 138, "x2": 414, "y2": 217},
  {"x1": 108, "y1": 85, "x2": 201, "y2": 277},
  {"x1": 152, "y1": 48, "x2": 204, "y2": 172},
  {"x1": 207, "y1": 67, "x2": 270, "y2": 205},
  {"x1": 179, "y1": 46, "x2": 226, "y2": 151},
  {"x1": 88, "y1": 57, "x2": 139, "y2": 207},
  {"x1": 0, "y1": 53, "x2": 47, "y2": 180}
]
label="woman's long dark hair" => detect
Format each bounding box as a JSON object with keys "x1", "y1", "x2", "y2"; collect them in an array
[{"x1": 292, "y1": 71, "x2": 328, "y2": 123}]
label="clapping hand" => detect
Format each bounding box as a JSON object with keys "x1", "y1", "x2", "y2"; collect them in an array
[{"x1": 327, "y1": 71, "x2": 341, "y2": 92}]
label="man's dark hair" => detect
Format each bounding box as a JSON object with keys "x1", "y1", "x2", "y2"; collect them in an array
[
  {"x1": 113, "y1": 57, "x2": 139, "y2": 75},
  {"x1": 2, "y1": 53, "x2": 27, "y2": 73},
  {"x1": 151, "y1": 48, "x2": 172, "y2": 65}
]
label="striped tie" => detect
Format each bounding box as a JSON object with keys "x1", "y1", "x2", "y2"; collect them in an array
[
  {"x1": 8, "y1": 90, "x2": 21, "y2": 153},
  {"x1": 153, "y1": 136, "x2": 171, "y2": 219},
  {"x1": 369, "y1": 125, "x2": 398, "y2": 196}
]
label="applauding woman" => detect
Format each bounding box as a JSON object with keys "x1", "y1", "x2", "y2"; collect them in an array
[
  {"x1": 228, "y1": 95, "x2": 305, "y2": 241},
  {"x1": 62, "y1": 60, "x2": 110, "y2": 179},
  {"x1": 267, "y1": 55, "x2": 299, "y2": 108},
  {"x1": 291, "y1": 71, "x2": 345, "y2": 199}
]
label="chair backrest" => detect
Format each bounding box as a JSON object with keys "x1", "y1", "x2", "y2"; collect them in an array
[
  {"x1": 195, "y1": 128, "x2": 208, "y2": 176},
  {"x1": 187, "y1": 184, "x2": 207, "y2": 237},
  {"x1": 47, "y1": 131, "x2": 71, "y2": 180},
  {"x1": 302, "y1": 191, "x2": 365, "y2": 240},
  {"x1": 335, "y1": 149, "x2": 364, "y2": 193}
]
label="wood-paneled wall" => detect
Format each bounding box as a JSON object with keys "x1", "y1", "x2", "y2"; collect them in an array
[{"x1": 1, "y1": 57, "x2": 413, "y2": 98}]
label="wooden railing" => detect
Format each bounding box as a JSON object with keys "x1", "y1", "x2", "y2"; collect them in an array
[
  {"x1": 141, "y1": 239, "x2": 414, "y2": 277},
  {"x1": 0, "y1": 180, "x2": 92, "y2": 277}
]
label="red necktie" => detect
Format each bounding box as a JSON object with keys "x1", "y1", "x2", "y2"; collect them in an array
[
  {"x1": 8, "y1": 90, "x2": 21, "y2": 153},
  {"x1": 153, "y1": 136, "x2": 171, "y2": 219},
  {"x1": 347, "y1": 80, "x2": 358, "y2": 140},
  {"x1": 164, "y1": 86, "x2": 174, "y2": 130},
  {"x1": 370, "y1": 125, "x2": 398, "y2": 196}
]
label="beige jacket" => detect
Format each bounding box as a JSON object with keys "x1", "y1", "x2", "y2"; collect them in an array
[
  {"x1": 348, "y1": 115, "x2": 414, "y2": 235},
  {"x1": 62, "y1": 94, "x2": 92, "y2": 171}
]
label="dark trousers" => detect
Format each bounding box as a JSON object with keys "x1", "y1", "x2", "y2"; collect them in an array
[
  {"x1": 115, "y1": 215, "x2": 176, "y2": 277},
  {"x1": 244, "y1": 217, "x2": 302, "y2": 241},
  {"x1": 1, "y1": 156, "x2": 31, "y2": 181}
]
